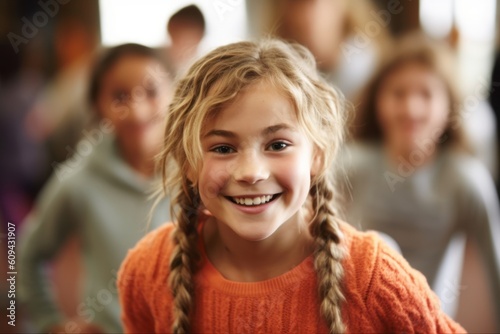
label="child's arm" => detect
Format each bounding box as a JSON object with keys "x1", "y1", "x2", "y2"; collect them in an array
[
  {"x1": 458, "y1": 158, "x2": 500, "y2": 327},
  {"x1": 18, "y1": 175, "x2": 79, "y2": 331},
  {"x1": 365, "y1": 237, "x2": 467, "y2": 333}
]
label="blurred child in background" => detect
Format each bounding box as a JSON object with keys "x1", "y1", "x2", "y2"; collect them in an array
[
  {"x1": 345, "y1": 33, "x2": 500, "y2": 327},
  {"x1": 29, "y1": 15, "x2": 98, "y2": 165},
  {"x1": 164, "y1": 4, "x2": 206, "y2": 76},
  {"x1": 253, "y1": 0, "x2": 391, "y2": 99},
  {"x1": 18, "y1": 43, "x2": 172, "y2": 333}
]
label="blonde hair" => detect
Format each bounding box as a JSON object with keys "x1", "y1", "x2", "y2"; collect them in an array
[
  {"x1": 156, "y1": 39, "x2": 348, "y2": 333},
  {"x1": 353, "y1": 32, "x2": 471, "y2": 152}
]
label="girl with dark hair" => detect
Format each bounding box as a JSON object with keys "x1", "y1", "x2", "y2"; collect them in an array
[{"x1": 19, "y1": 43, "x2": 172, "y2": 333}]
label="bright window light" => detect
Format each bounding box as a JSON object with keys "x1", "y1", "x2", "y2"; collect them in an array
[
  {"x1": 99, "y1": 0, "x2": 248, "y2": 48},
  {"x1": 419, "y1": 0, "x2": 454, "y2": 39},
  {"x1": 455, "y1": 0, "x2": 496, "y2": 41}
]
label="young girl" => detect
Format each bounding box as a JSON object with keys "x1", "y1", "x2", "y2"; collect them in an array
[
  {"x1": 19, "y1": 44, "x2": 171, "y2": 333},
  {"x1": 118, "y1": 39, "x2": 464, "y2": 333},
  {"x1": 347, "y1": 34, "x2": 500, "y2": 325}
]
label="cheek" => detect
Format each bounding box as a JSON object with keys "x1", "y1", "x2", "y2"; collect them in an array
[
  {"x1": 273, "y1": 152, "x2": 312, "y2": 193},
  {"x1": 155, "y1": 84, "x2": 172, "y2": 114},
  {"x1": 376, "y1": 94, "x2": 396, "y2": 130},
  {"x1": 198, "y1": 158, "x2": 233, "y2": 201},
  {"x1": 429, "y1": 97, "x2": 450, "y2": 129},
  {"x1": 97, "y1": 97, "x2": 125, "y2": 126}
]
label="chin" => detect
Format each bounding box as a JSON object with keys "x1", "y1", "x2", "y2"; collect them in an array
[
  {"x1": 244, "y1": 226, "x2": 276, "y2": 241},
  {"x1": 234, "y1": 229, "x2": 276, "y2": 242},
  {"x1": 131, "y1": 137, "x2": 161, "y2": 154},
  {"x1": 395, "y1": 136, "x2": 418, "y2": 150}
]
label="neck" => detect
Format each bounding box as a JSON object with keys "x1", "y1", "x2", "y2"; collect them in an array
[
  {"x1": 204, "y1": 212, "x2": 315, "y2": 282},
  {"x1": 384, "y1": 140, "x2": 437, "y2": 168},
  {"x1": 118, "y1": 143, "x2": 158, "y2": 178}
]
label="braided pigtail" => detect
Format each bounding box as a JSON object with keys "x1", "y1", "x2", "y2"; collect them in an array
[
  {"x1": 168, "y1": 184, "x2": 200, "y2": 334},
  {"x1": 310, "y1": 176, "x2": 346, "y2": 334}
]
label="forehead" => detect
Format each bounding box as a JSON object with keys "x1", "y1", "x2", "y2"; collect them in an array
[
  {"x1": 102, "y1": 55, "x2": 168, "y2": 89},
  {"x1": 382, "y1": 61, "x2": 445, "y2": 88},
  {"x1": 280, "y1": 0, "x2": 347, "y2": 12},
  {"x1": 204, "y1": 80, "x2": 298, "y2": 134}
]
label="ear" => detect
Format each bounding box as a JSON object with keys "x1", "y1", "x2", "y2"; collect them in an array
[
  {"x1": 187, "y1": 167, "x2": 196, "y2": 184},
  {"x1": 310, "y1": 148, "x2": 323, "y2": 177}
]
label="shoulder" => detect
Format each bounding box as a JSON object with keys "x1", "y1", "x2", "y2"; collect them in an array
[
  {"x1": 29, "y1": 147, "x2": 109, "y2": 220},
  {"x1": 338, "y1": 143, "x2": 382, "y2": 191},
  {"x1": 340, "y1": 143, "x2": 381, "y2": 169},
  {"x1": 339, "y1": 222, "x2": 465, "y2": 332},
  {"x1": 339, "y1": 222, "x2": 383, "y2": 296},
  {"x1": 27, "y1": 166, "x2": 87, "y2": 220},
  {"x1": 448, "y1": 152, "x2": 492, "y2": 183},
  {"x1": 338, "y1": 143, "x2": 384, "y2": 183},
  {"x1": 117, "y1": 223, "x2": 175, "y2": 322},
  {"x1": 49, "y1": 153, "x2": 93, "y2": 188},
  {"x1": 49, "y1": 134, "x2": 118, "y2": 188},
  {"x1": 341, "y1": 220, "x2": 422, "y2": 293},
  {"x1": 119, "y1": 223, "x2": 176, "y2": 284},
  {"x1": 117, "y1": 223, "x2": 176, "y2": 332},
  {"x1": 445, "y1": 152, "x2": 497, "y2": 205}
]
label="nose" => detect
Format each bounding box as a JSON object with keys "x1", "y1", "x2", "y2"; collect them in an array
[
  {"x1": 127, "y1": 103, "x2": 150, "y2": 123},
  {"x1": 401, "y1": 93, "x2": 425, "y2": 120},
  {"x1": 232, "y1": 150, "x2": 270, "y2": 185},
  {"x1": 126, "y1": 94, "x2": 155, "y2": 123}
]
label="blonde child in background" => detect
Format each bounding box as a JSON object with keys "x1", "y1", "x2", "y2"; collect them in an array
[{"x1": 118, "y1": 39, "x2": 464, "y2": 333}]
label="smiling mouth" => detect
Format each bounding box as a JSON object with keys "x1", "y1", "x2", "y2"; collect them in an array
[{"x1": 225, "y1": 193, "x2": 282, "y2": 206}]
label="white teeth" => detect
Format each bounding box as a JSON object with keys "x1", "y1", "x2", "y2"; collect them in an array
[{"x1": 232, "y1": 195, "x2": 275, "y2": 206}]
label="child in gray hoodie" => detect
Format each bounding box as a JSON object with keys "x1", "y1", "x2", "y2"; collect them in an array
[{"x1": 18, "y1": 43, "x2": 172, "y2": 333}]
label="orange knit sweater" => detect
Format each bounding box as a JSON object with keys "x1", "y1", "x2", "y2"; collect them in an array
[{"x1": 118, "y1": 222, "x2": 466, "y2": 333}]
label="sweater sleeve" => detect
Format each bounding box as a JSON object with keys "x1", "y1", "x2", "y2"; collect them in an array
[
  {"x1": 366, "y1": 238, "x2": 467, "y2": 333},
  {"x1": 117, "y1": 240, "x2": 155, "y2": 333},
  {"x1": 18, "y1": 175, "x2": 79, "y2": 331}
]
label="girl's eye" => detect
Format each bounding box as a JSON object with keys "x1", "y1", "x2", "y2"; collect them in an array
[
  {"x1": 268, "y1": 141, "x2": 288, "y2": 151},
  {"x1": 212, "y1": 146, "x2": 235, "y2": 154}
]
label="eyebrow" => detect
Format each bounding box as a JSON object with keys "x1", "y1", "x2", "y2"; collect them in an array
[{"x1": 203, "y1": 123, "x2": 295, "y2": 138}]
